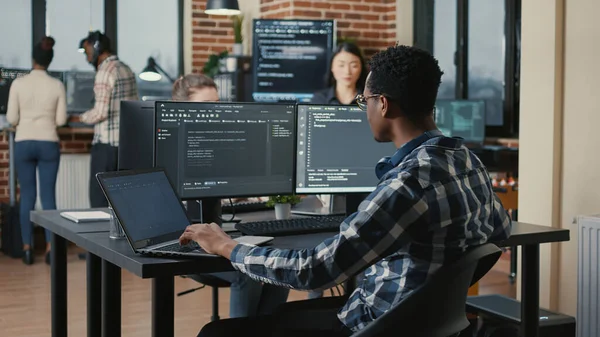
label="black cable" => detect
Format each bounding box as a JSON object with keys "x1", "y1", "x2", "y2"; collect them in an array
[
  {"x1": 177, "y1": 284, "x2": 206, "y2": 297},
  {"x1": 220, "y1": 198, "x2": 236, "y2": 223}
]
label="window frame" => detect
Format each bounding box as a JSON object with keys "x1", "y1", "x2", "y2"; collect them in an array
[
  {"x1": 30, "y1": 0, "x2": 184, "y2": 76},
  {"x1": 413, "y1": 0, "x2": 521, "y2": 138}
]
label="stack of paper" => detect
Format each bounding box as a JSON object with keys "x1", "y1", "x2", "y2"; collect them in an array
[{"x1": 60, "y1": 211, "x2": 111, "y2": 223}]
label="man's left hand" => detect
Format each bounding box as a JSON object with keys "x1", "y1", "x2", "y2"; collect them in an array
[{"x1": 179, "y1": 223, "x2": 238, "y2": 258}]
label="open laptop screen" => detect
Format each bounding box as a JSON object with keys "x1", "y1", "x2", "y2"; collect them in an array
[{"x1": 98, "y1": 170, "x2": 190, "y2": 248}]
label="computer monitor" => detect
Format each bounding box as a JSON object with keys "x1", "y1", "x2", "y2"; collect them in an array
[
  {"x1": 251, "y1": 19, "x2": 336, "y2": 103},
  {"x1": 118, "y1": 100, "x2": 155, "y2": 171},
  {"x1": 295, "y1": 104, "x2": 396, "y2": 194},
  {"x1": 154, "y1": 101, "x2": 296, "y2": 200},
  {"x1": 64, "y1": 71, "x2": 95, "y2": 114},
  {"x1": 0, "y1": 68, "x2": 64, "y2": 114},
  {"x1": 434, "y1": 99, "x2": 486, "y2": 145}
]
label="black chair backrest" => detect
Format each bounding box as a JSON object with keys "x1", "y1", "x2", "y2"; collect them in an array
[{"x1": 352, "y1": 243, "x2": 502, "y2": 337}]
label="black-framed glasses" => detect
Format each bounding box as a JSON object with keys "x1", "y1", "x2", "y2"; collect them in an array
[{"x1": 355, "y1": 93, "x2": 382, "y2": 110}]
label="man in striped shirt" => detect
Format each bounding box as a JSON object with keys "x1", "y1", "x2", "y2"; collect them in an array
[
  {"x1": 79, "y1": 31, "x2": 138, "y2": 207},
  {"x1": 180, "y1": 45, "x2": 512, "y2": 337}
]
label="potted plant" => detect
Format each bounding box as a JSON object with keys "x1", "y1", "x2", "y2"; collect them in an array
[
  {"x1": 267, "y1": 195, "x2": 301, "y2": 220},
  {"x1": 231, "y1": 14, "x2": 244, "y2": 55},
  {"x1": 202, "y1": 50, "x2": 229, "y2": 78}
]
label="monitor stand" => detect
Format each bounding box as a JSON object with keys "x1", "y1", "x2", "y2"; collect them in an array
[
  {"x1": 345, "y1": 193, "x2": 369, "y2": 216},
  {"x1": 291, "y1": 195, "x2": 346, "y2": 216},
  {"x1": 185, "y1": 198, "x2": 222, "y2": 226}
]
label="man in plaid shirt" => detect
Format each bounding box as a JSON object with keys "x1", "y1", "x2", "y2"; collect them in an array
[
  {"x1": 79, "y1": 31, "x2": 138, "y2": 207},
  {"x1": 180, "y1": 45, "x2": 512, "y2": 337}
]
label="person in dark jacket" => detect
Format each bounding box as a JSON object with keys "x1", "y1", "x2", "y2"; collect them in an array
[{"x1": 310, "y1": 42, "x2": 368, "y2": 105}]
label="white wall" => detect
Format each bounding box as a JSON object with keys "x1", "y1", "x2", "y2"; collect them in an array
[
  {"x1": 518, "y1": 0, "x2": 564, "y2": 310},
  {"x1": 520, "y1": 0, "x2": 600, "y2": 317},
  {"x1": 558, "y1": 0, "x2": 600, "y2": 316},
  {"x1": 238, "y1": 0, "x2": 261, "y2": 55},
  {"x1": 396, "y1": 0, "x2": 413, "y2": 46}
]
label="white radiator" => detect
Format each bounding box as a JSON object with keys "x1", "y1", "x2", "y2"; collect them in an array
[
  {"x1": 577, "y1": 215, "x2": 600, "y2": 337},
  {"x1": 35, "y1": 154, "x2": 90, "y2": 210}
]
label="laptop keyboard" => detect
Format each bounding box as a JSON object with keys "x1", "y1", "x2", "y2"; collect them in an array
[{"x1": 159, "y1": 241, "x2": 201, "y2": 253}]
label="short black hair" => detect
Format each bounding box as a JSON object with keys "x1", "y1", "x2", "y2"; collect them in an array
[
  {"x1": 368, "y1": 45, "x2": 443, "y2": 120},
  {"x1": 32, "y1": 36, "x2": 55, "y2": 68},
  {"x1": 325, "y1": 42, "x2": 368, "y2": 91},
  {"x1": 85, "y1": 31, "x2": 112, "y2": 53}
]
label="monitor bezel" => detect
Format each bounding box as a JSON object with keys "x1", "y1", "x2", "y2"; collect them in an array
[
  {"x1": 250, "y1": 18, "x2": 337, "y2": 103},
  {"x1": 294, "y1": 103, "x2": 385, "y2": 195},
  {"x1": 153, "y1": 100, "x2": 298, "y2": 200}
]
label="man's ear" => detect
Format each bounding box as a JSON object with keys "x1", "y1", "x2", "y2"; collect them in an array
[{"x1": 380, "y1": 96, "x2": 389, "y2": 118}]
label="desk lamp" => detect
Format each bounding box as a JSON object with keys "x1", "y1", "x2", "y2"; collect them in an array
[{"x1": 139, "y1": 57, "x2": 175, "y2": 83}]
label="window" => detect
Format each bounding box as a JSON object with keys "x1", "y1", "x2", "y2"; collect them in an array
[
  {"x1": 0, "y1": 1, "x2": 32, "y2": 68},
  {"x1": 117, "y1": 0, "x2": 181, "y2": 100},
  {"x1": 414, "y1": 0, "x2": 521, "y2": 137},
  {"x1": 433, "y1": 0, "x2": 457, "y2": 99},
  {"x1": 45, "y1": 0, "x2": 104, "y2": 71},
  {"x1": 468, "y1": 0, "x2": 505, "y2": 126}
]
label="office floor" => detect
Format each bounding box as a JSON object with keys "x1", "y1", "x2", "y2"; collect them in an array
[{"x1": 0, "y1": 247, "x2": 516, "y2": 337}]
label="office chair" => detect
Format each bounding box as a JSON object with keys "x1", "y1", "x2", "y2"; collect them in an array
[
  {"x1": 351, "y1": 243, "x2": 502, "y2": 337},
  {"x1": 180, "y1": 274, "x2": 231, "y2": 322}
]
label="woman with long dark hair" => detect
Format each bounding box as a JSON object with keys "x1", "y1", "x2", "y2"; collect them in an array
[
  {"x1": 310, "y1": 42, "x2": 368, "y2": 105},
  {"x1": 7, "y1": 36, "x2": 67, "y2": 265}
]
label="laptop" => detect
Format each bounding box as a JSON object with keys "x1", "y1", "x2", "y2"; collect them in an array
[{"x1": 95, "y1": 168, "x2": 274, "y2": 258}]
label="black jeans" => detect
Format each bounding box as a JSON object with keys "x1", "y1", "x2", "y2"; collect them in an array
[
  {"x1": 198, "y1": 296, "x2": 353, "y2": 337},
  {"x1": 89, "y1": 143, "x2": 118, "y2": 207}
]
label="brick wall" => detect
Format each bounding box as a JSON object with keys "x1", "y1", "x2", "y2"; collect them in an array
[
  {"x1": 191, "y1": 0, "x2": 397, "y2": 71},
  {"x1": 191, "y1": 0, "x2": 236, "y2": 72},
  {"x1": 0, "y1": 130, "x2": 92, "y2": 203}
]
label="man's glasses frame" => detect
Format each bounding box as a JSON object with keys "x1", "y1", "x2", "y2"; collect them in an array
[{"x1": 355, "y1": 93, "x2": 383, "y2": 110}]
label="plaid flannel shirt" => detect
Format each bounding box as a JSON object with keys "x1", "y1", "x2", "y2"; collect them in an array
[
  {"x1": 80, "y1": 55, "x2": 138, "y2": 146},
  {"x1": 231, "y1": 135, "x2": 512, "y2": 332}
]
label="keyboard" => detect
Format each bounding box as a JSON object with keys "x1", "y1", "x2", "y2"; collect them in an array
[
  {"x1": 222, "y1": 201, "x2": 270, "y2": 213},
  {"x1": 158, "y1": 241, "x2": 201, "y2": 253},
  {"x1": 235, "y1": 216, "x2": 346, "y2": 236}
]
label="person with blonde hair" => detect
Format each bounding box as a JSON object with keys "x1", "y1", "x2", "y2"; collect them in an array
[{"x1": 173, "y1": 73, "x2": 290, "y2": 318}]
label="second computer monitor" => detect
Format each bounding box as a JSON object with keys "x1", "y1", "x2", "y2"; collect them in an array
[
  {"x1": 154, "y1": 101, "x2": 296, "y2": 199},
  {"x1": 434, "y1": 99, "x2": 486, "y2": 145},
  {"x1": 295, "y1": 104, "x2": 396, "y2": 194}
]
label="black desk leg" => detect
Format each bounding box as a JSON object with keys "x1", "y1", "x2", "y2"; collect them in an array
[
  {"x1": 101, "y1": 260, "x2": 121, "y2": 337},
  {"x1": 521, "y1": 244, "x2": 540, "y2": 337},
  {"x1": 87, "y1": 253, "x2": 101, "y2": 337},
  {"x1": 51, "y1": 233, "x2": 67, "y2": 337},
  {"x1": 152, "y1": 276, "x2": 175, "y2": 337}
]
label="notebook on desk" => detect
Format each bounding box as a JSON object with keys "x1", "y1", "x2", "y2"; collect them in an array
[
  {"x1": 95, "y1": 168, "x2": 274, "y2": 259},
  {"x1": 60, "y1": 211, "x2": 111, "y2": 223}
]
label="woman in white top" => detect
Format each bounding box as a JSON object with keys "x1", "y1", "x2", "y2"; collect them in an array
[{"x1": 7, "y1": 36, "x2": 67, "y2": 265}]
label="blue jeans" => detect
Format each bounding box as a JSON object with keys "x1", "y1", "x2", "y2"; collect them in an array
[
  {"x1": 211, "y1": 271, "x2": 290, "y2": 318},
  {"x1": 14, "y1": 141, "x2": 60, "y2": 246}
]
